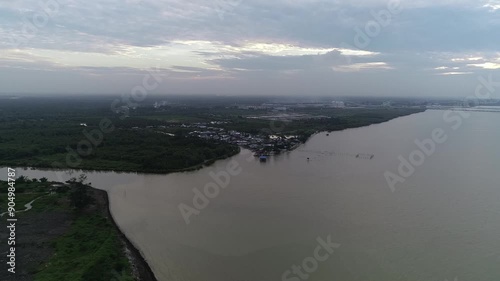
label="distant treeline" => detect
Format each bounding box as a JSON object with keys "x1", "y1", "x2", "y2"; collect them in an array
[{"x1": 0, "y1": 96, "x2": 423, "y2": 173}]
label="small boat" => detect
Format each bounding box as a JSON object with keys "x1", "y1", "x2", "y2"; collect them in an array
[{"x1": 259, "y1": 155, "x2": 268, "y2": 162}]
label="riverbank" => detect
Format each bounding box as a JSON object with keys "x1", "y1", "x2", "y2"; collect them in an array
[
  {"x1": 2, "y1": 147, "x2": 241, "y2": 176},
  {"x1": 0, "y1": 101, "x2": 423, "y2": 175},
  {"x1": 96, "y1": 188, "x2": 158, "y2": 281},
  {"x1": 0, "y1": 178, "x2": 157, "y2": 281}
]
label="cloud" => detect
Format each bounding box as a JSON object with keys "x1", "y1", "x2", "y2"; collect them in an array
[
  {"x1": 332, "y1": 62, "x2": 393, "y2": 72},
  {"x1": 1, "y1": 0, "x2": 499, "y2": 96},
  {"x1": 483, "y1": 0, "x2": 500, "y2": 11},
  {"x1": 437, "y1": 71, "x2": 474, "y2": 75},
  {"x1": 468, "y1": 62, "x2": 500, "y2": 69}
]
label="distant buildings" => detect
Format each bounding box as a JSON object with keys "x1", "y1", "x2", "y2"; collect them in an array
[
  {"x1": 330, "y1": 101, "x2": 345, "y2": 108},
  {"x1": 187, "y1": 123, "x2": 302, "y2": 156}
]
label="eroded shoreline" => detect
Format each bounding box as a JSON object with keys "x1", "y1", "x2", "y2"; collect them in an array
[{"x1": 96, "y1": 188, "x2": 158, "y2": 281}]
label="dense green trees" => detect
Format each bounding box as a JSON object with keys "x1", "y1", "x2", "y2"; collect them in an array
[
  {"x1": 0, "y1": 96, "x2": 420, "y2": 173},
  {"x1": 68, "y1": 175, "x2": 94, "y2": 210},
  {"x1": 0, "y1": 106, "x2": 239, "y2": 173}
]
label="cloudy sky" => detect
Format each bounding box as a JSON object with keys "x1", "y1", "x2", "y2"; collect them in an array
[{"x1": 1, "y1": 0, "x2": 500, "y2": 97}]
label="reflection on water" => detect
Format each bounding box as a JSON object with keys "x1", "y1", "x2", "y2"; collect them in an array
[{"x1": 2, "y1": 110, "x2": 500, "y2": 281}]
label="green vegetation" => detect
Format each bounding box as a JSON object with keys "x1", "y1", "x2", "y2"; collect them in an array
[
  {"x1": 0, "y1": 177, "x2": 62, "y2": 212},
  {"x1": 133, "y1": 105, "x2": 424, "y2": 141},
  {"x1": 68, "y1": 175, "x2": 94, "y2": 210},
  {"x1": 151, "y1": 107, "x2": 424, "y2": 141},
  {"x1": 0, "y1": 126, "x2": 239, "y2": 172},
  {"x1": 0, "y1": 99, "x2": 239, "y2": 173},
  {"x1": 0, "y1": 178, "x2": 136, "y2": 281},
  {"x1": 35, "y1": 214, "x2": 133, "y2": 281},
  {"x1": 0, "y1": 96, "x2": 423, "y2": 173}
]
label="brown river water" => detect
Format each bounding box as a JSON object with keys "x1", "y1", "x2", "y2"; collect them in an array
[{"x1": 2, "y1": 110, "x2": 500, "y2": 281}]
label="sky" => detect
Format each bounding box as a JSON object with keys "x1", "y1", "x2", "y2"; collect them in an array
[{"x1": 1, "y1": 0, "x2": 500, "y2": 97}]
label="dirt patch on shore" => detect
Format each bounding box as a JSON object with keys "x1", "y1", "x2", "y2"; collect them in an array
[{"x1": 0, "y1": 211, "x2": 72, "y2": 281}]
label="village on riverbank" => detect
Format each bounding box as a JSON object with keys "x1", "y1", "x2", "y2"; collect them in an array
[{"x1": 185, "y1": 123, "x2": 303, "y2": 156}]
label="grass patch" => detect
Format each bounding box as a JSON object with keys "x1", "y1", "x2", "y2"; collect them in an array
[{"x1": 35, "y1": 214, "x2": 134, "y2": 281}]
